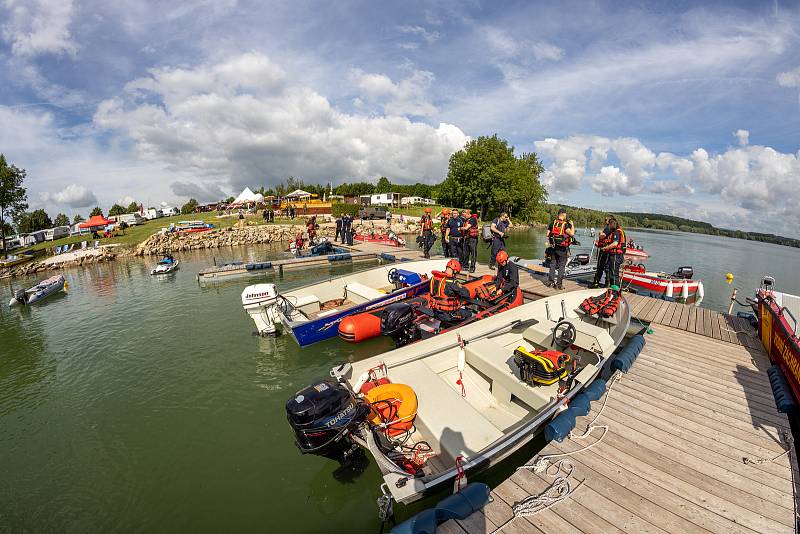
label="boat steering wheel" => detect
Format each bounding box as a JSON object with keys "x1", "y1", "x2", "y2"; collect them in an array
[
  {"x1": 552, "y1": 320, "x2": 577, "y2": 349},
  {"x1": 276, "y1": 295, "x2": 293, "y2": 316},
  {"x1": 387, "y1": 268, "x2": 398, "y2": 285}
]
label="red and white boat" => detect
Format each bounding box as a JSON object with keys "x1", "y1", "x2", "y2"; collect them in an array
[
  {"x1": 622, "y1": 265, "x2": 704, "y2": 299},
  {"x1": 624, "y1": 240, "x2": 649, "y2": 260},
  {"x1": 354, "y1": 231, "x2": 405, "y2": 247}
]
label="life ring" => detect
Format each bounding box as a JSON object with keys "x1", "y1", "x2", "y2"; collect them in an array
[{"x1": 364, "y1": 383, "x2": 418, "y2": 437}]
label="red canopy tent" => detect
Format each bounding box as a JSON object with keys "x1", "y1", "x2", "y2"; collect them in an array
[{"x1": 79, "y1": 215, "x2": 111, "y2": 229}]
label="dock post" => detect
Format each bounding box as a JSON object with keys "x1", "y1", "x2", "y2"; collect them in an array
[{"x1": 727, "y1": 287, "x2": 737, "y2": 315}]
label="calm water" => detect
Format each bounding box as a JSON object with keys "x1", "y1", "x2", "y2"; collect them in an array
[{"x1": 1, "y1": 230, "x2": 799, "y2": 532}]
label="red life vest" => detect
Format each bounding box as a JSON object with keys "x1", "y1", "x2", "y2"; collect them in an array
[
  {"x1": 608, "y1": 228, "x2": 626, "y2": 255},
  {"x1": 468, "y1": 217, "x2": 479, "y2": 237},
  {"x1": 440, "y1": 217, "x2": 448, "y2": 232},
  {"x1": 429, "y1": 272, "x2": 461, "y2": 311},
  {"x1": 548, "y1": 219, "x2": 571, "y2": 247},
  {"x1": 422, "y1": 216, "x2": 433, "y2": 231}
]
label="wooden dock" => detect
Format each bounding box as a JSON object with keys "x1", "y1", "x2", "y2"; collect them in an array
[{"x1": 439, "y1": 264, "x2": 799, "y2": 533}]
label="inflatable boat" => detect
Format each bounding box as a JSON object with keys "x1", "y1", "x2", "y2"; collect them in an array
[
  {"x1": 241, "y1": 259, "x2": 449, "y2": 345},
  {"x1": 151, "y1": 255, "x2": 179, "y2": 275},
  {"x1": 353, "y1": 232, "x2": 406, "y2": 247},
  {"x1": 285, "y1": 288, "x2": 631, "y2": 505},
  {"x1": 9, "y1": 275, "x2": 67, "y2": 306},
  {"x1": 622, "y1": 265, "x2": 704, "y2": 299},
  {"x1": 339, "y1": 273, "x2": 523, "y2": 345}
]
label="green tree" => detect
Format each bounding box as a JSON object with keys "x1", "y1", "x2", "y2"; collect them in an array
[
  {"x1": 90, "y1": 207, "x2": 103, "y2": 217},
  {"x1": 181, "y1": 198, "x2": 198, "y2": 214},
  {"x1": 375, "y1": 176, "x2": 392, "y2": 193},
  {"x1": 439, "y1": 134, "x2": 546, "y2": 220},
  {"x1": 108, "y1": 204, "x2": 126, "y2": 217},
  {"x1": 226, "y1": 196, "x2": 235, "y2": 204},
  {"x1": 126, "y1": 201, "x2": 139, "y2": 213},
  {"x1": 53, "y1": 213, "x2": 70, "y2": 227},
  {"x1": 73, "y1": 214, "x2": 85, "y2": 224},
  {"x1": 0, "y1": 154, "x2": 28, "y2": 257},
  {"x1": 16, "y1": 209, "x2": 52, "y2": 234}
]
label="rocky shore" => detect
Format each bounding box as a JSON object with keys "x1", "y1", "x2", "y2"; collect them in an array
[{"x1": 2, "y1": 247, "x2": 117, "y2": 279}]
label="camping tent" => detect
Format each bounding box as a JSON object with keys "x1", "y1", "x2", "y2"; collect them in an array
[
  {"x1": 79, "y1": 215, "x2": 111, "y2": 230},
  {"x1": 229, "y1": 187, "x2": 264, "y2": 207},
  {"x1": 285, "y1": 189, "x2": 313, "y2": 199}
]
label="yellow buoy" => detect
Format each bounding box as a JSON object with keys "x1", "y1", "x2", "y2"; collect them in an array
[{"x1": 725, "y1": 273, "x2": 734, "y2": 284}]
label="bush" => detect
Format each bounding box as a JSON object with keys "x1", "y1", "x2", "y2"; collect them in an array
[{"x1": 332, "y1": 203, "x2": 360, "y2": 217}]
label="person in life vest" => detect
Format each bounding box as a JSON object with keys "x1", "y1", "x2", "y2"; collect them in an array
[
  {"x1": 489, "y1": 212, "x2": 512, "y2": 269},
  {"x1": 438, "y1": 208, "x2": 451, "y2": 257},
  {"x1": 419, "y1": 207, "x2": 435, "y2": 258},
  {"x1": 463, "y1": 209, "x2": 480, "y2": 273},
  {"x1": 445, "y1": 210, "x2": 464, "y2": 263},
  {"x1": 591, "y1": 215, "x2": 612, "y2": 288},
  {"x1": 493, "y1": 250, "x2": 519, "y2": 296},
  {"x1": 429, "y1": 259, "x2": 471, "y2": 318},
  {"x1": 293, "y1": 232, "x2": 305, "y2": 254},
  {"x1": 546, "y1": 208, "x2": 575, "y2": 290},
  {"x1": 601, "y1": 217, "x2": 626, "y2": 288},
  {"x1": 306, "y1": 216, "x2": 317, "y2": 244}
]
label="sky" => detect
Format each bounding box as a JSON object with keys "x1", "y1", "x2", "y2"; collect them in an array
[{"x1": 0, "y1": 0, "x2": 799, "y2": 236}]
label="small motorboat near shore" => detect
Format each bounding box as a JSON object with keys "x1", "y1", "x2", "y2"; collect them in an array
[
  {"x1": 623, "y1": 240, "x2": 649, "y2": 260},
  {"x1": 173, "y1": 220, "x2": 214, "y2": 233},
  {"x1": 9, "y1": 275, "x2": 67, "y2": 306},
  {"x1": 151, "y1": 255, "x2": 179, "y2": 275},
  {"x1": 622, "y1": 265, "x2": 703, "y2": 299},
  {"x1": 511, "y1": 249, "x2": 597, "y2": 280},
  {"x1": 241, "y1": 259, "x2": 448, "y2": 345},
  {"x1": 285, "y1": 288, "x2": 631, "y2": 504},
  {"x1": 354, "y1": 231, "x2": 405, "y2": 247},
  {"x1": 288, "y1": 238, "x2": 347, "y2": 258},
  {"x1": 0, "y1": 250, "x2": 35, "y2": 269}
]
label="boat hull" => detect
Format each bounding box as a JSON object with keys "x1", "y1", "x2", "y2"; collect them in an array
[
  {"x1": 622, "y1": 271, "x2": 700, "y2": 296},
  {"x1": 624, "y1": 249, "x2": 649, "y2": 259},
  {"x1": 757, "y1": 291, "x2": 800, "y2": 403},
  {"x1": 354, "y1": 235, "x2": 404, "y2": 247}
]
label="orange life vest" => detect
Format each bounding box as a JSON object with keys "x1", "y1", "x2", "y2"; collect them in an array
[
  {"x1": 467, "y1": 217, "x2": 479, "y2": 237},
  {"x1": 608, "y1": 228, "x2": 626, "y2": 255},
  {"x1": 429, "y1": 272, "x2": 461, "y2": 311},
  {"x1": 548, "y1": 219, "x2": 571, "y2": 247},
  {"x1": 422, "y1": 215, "x2": 433, "y2": 231}
]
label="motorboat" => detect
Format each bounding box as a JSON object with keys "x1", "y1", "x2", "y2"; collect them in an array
[
  {"x1": 354, "y1": 231, "x2": 405, "y2": 247},
  {"x1": 339, "y1": 274, "x2": 522, "y2": 345},
  {"x1": 624, "y1": 240, "x2": 649, "y2": 260},
  {"x1": 0, "y1": 250, "x2": 35, "y2": 269},
  {"x1": 285, "y1": 288, "x2": 631, "y2": 504},
  {"x1": 174, "y1": 220, "x2": 214, "y2": 233},
  {"x1": 288, "y1": 237, "x2": 347, "y2": 258},
  {"x1": 511, "y1": 249, "x2": 597, "y2": 280},
  {"x1": 9, "y1": 275, "x2": 67, "y2": 306},
  {"x1": 621, "y1": 264, "x2": 704, "y2": 299},
  {"x1": 241, "y1": 259, "x2": 448, "y2": 345},
  {"x1": 151, "y1": 255, "x2": 179, "y2": 275},
  {"x1": 751, "y1": 276, "x2": 800, "y2": 405}
]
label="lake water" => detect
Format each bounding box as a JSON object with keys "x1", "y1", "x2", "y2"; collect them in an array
[{"x1": 1, "y1": 230, "x2": 799, "y2": 532}]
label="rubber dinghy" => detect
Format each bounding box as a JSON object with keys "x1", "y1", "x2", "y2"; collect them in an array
[
  {"x1": 285, "y1": 287, "x2": 631, "y2": 505},
  {"x1": 622, "y1": 264, "x2": 704, "y2": 299},
  {"x1": 339, "y1": 273, "x2": 522, "y2": 345},
  {"x1": 151, "y1": 256, "x2": 179, "y2": 275},
  {"x1": 241, "y1": 259, "x2": 449, "y2": 345},
  {"x1": 9, "y1": 275, "x2": 67, "y2": 306}
]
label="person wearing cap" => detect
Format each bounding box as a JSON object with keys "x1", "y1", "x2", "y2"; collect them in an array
[
  {"x1": 419, "y1": 207, "x2": 435, "y2": 258},
  {"x1": 546, "y1": 208, "x2": 575, "y2": 290},
  {"x1": 463, "y1": 209, "x2": 479, "y2": 273},
  {"x1": 445, "y1": 209, "x2": 464, "y2": 262},
  {"x1": 493, "y1": 250, "x2": 519, "y2": 296},
  {"x1": 489, "y1": 212, "x2": 512, "y2": 269}
]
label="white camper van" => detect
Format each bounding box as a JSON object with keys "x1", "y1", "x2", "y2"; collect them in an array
[{"x1": 44, "y1": 226, "x2": 71, "y2": 241}]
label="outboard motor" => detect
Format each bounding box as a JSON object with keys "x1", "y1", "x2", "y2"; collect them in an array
[
  {"x1": 381, "y1": 302, "x2": 420, "y2": 347},
  {"x1": 674, "y1": 266, "x2": 694, "y2": 279},
  {"x1": 574, "y1": 253, "x2": 590, "y2": 265},
  {"x1": 12, "y1": 288, "x2": 27, "y2": 305},
  {"x1": 241, "y1": 283, "x2": 280, "y2": 336},
  {"x1": 285, "y1": 379, "x2": 369, "y2": 463}
]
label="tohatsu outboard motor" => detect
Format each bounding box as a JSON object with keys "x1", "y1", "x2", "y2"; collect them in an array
[
  {"x1": 380, "y1": 302, "x2": 420, "y2": 347},
  {"x1": 573, "y1": 253, "x2": 590, "y2": 265},
  {"x1": 13, "y1": 288, "x2": 28, "y2": 305},
  {"x1": 286, "y1": 379, "x2": 369, "y2": 464},
  {"x1": 674, "y1": 266, "x2": 694, "y2": 279}
]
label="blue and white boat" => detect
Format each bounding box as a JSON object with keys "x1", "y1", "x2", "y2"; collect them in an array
[
  {"x1": 9, "y1": 274, "x2": 67, "y2": 306},
  {"x1": 241, "y1": 259, "x2": 448, "y2": 345},
  {"x1": 151, "y1": 255, "x2": 179, "y2": 275}
]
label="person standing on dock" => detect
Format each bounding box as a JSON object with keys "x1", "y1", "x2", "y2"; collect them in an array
[
  {"x1": 439, "y1": 208, "x2": 451, "y2": 257},
  {"x1": 463, "y1": 209, "x2": 479, "y2": 273},
  {"x1": 489, "y1": 212, "x2": 512, "y2": 269},
  {"x1": 591, "y1": 215, "x2": 612, "y2": 288},
  {"x1": 546, "y1": 208, "x2": 575, "y2": 290},
  {"x1": 446, "y1": 210, "x2": 464, "y2": 264},
  {"x1": 335, "y1": 215, "x2": 343, "y2": 242},
  {"x1": 601, "y1": 217, "x2": 626, "y2": 288},
  {"x1": 420, "y1": 207, "x2": 434, "y2": 258}
]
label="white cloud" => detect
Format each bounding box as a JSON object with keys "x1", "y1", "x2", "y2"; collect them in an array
[
  {"x1": 352, "y1": 68, "x2": 438, "y2": 116},
  {"x1": 484, "y1": 27, "x2": 564, "y2": 62},
  {"x1": 40, "y1": 184, "x2": 98, "y2": 208},
  {"x1": 734, "y1": 129, "x2": 749, "y2": 146},
  {"x1": 777, "y1": 67, "x2": 800, "y2": 88},
  {"x1": 531, "y1": 42, "x2": 565, "y2": 61},
  {"x1": 2, "y1": 0, "x2": 77, "y2": 57},
  {"x1": 117, "y1": 195, "x2": 136, "y2": 207},
  {"x1": 398, "y1": 25, "x2": 439, "y2": 44},
  {"x1": 591, "y1": 166, "x2": 636, "y2": 197},
  {"x1": 171, "y1": 181, "x2": 229, "y2": 202},
  {"x1": 95, "y1": 54, "x2": 467, "y2": 190}
]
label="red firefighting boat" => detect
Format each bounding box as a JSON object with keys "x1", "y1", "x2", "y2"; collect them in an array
[
  {"x1": 623, "y1": 239, "x2": 649, "y2": 260},
  {"x1": 339, "y1": 272, "x2": 523, "y2": 346},
  {"x1": 353, "y1": 231, "x2": 406, "y2": 247},
  {"x1": 621, "y1": 264, "x2": 704, "y2": 299}
]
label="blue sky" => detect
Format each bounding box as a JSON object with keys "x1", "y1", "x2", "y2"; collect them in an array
[{"x1": 1, "y1": 0, "x2": 799, "y2": 235}]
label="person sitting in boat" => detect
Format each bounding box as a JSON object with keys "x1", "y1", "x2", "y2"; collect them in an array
[
  {"x1": 429, "y1": 259, "x2": 472, "y2": 321},
  {"x1": 163, "y1": 254, "x2": 175, "y2": 264},
  {"x1": 294, "y1": 232, "x2": 305, "y2": 252},
  {"x1": 493, "y1": 251, "x2": 519, "y2": 297}
]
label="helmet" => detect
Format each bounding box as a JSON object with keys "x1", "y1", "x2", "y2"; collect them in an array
[
  {"x1": 496, "y1": 250, "x2": 509, "y2": 265},
  {"x1": 446, "y1": 259, "x2": 462, "y2": 273},
  {"x1": 442, "y1": 208, "x2": 451, "y2": 215},
  {"x1": 424, "y1": 207, "x2": 431, "y2": 213}
]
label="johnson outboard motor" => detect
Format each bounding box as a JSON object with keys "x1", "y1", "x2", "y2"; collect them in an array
[
  {"x1": 674, "y1": 266, "x2": 694, "y2": 279},
  {"x1": 573, "y1": 253, "x2": 590, "y2": 265},
  {"x1": 381, "y1": 302, "x2": 420, "y2": 347},
  {"x1": 286, "y1": 379, "x2": 369, "y2": 464}
]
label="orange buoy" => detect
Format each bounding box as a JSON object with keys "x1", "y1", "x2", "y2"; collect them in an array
[
  {"x1": 338, "y1": 312, "x2": 382, "y2": 343},
  {"x1": 364, "y1": 383, "x2": 418, "y2": 437}
]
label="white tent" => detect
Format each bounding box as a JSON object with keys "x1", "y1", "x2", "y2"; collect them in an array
[
  {"x1": 285, "y1": 189, "x2": 313, "y2": 199},
  {"x1": 230, "y1": 187, "x2": 264, "y2": 206}
]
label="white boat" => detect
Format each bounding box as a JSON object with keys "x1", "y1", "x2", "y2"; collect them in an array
[
  {"x1": 512, "y1": 249, "x2": 597, "y2": 280},
  {"x1": 285, "y1": 288, "x2": 631, "y2": 504},
  {"x1": 9, "y1": 275, "x2": 67, "y2": 306},
  {"x1": 151, "y1": 256, "x2": 179, "y2": 275},
  {"x1": 241, "y1": 259, "x2": 449, "y2": 345}
]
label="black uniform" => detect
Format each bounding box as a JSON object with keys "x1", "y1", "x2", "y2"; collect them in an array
[
  {"x1": 341, "y1": 214, "x2": 351, "y2": 244},
  {"x1": 490, "y1": 218, "x2": 510, "y2": 268},
  {"x1": 447, "y1": 216, "x2": 463, "y2": 263},
  {"x1": 547, "y1": 219, "x2": 573, "y2": 288},
  {"x1": 495, "y1": 260, "x2": 519, "y2": 296},
  {"x1": 335, "y1": 217, "x2": 342, "y2": 241},
  {"x1": 464, "y1": 215, "x2": 479, "y2": 272},
  {"x1": 592, "y1": 225, "x2": 610, "y2": 287},
  {"x1": 420, "y1": 215, "x2": 434, "y2": 258},
  {"x1": 605, "y1": 228, "x2": 625, "y2": 288}
]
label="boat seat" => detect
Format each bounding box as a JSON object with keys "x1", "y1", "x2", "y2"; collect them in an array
[
  {"x1": 522, "y1": 318, "x2": 611, "y2": 355},
  {"x1": 388, "y1": 360, "x2": 503, "y2": 463},
  {"x1": 464, "y1": 338, "x2": 553, "y2": 411},
  {"x1": 291, "y1": 295, "x2": 320, "y2": 316},
  {"x1": 345, "y1": 282, "x2": 385, "y2": 303}
]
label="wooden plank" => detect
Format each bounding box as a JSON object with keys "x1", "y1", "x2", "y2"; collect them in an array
[
  {"x1": 642, "y1": 299, "x2": 664, "y2": 323},
  {"x1": 694, "y1": 305, "x2": 705, "y2": 335},
  {"x1": 637, "y1": 298, "x2": 659, "y2": 322},
  {"x1": 701, "y1": 308, "x2": 713, "y2": 338},
  {"x1": 439, "y1": 520, "x2": 468, "y2": 534},
  {"x1": 646, "y1": 326, "x2": 768, "y2": 363},
  {"x1": 678, "y1": 303, "x2": 691, "y2": 331},
  {"x1": 652, "y1": 300, "x2": 671, "y2": 324},
  {"x1": 710, "y1": 310, "x2": 723, "y2": 341}
]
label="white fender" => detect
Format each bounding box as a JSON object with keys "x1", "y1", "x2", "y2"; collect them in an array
[
  {"x1": 353, "y1": 372, "x2": 370, "y2": 394},
  {"x1": 665, "y1": 280, "x2": 674, "y2": 299},
  {"x1": 681, "y1": 281, "x2": 689, "y2": 299},
  {"x1": 697, "y1": 281, "x2": 705, "y2": 299},
  {"x1": 457, "y1": 345, "x2": 466, "y2": 373}
]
